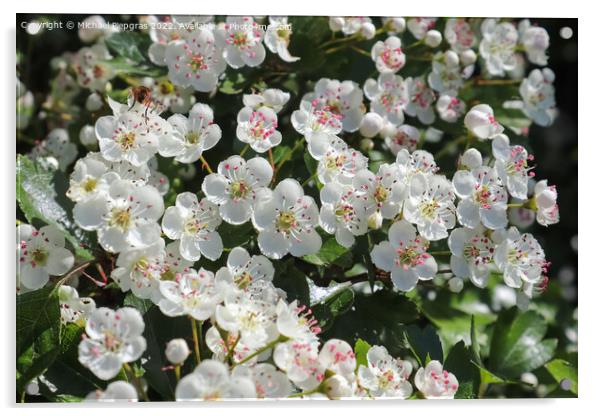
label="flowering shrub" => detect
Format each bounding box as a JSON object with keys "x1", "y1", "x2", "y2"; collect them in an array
[{"x1": 16, "y1": 15, "x2": 577, "y2": 402}]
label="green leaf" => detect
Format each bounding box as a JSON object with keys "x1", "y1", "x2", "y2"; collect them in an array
[
  {"x1": 325, "y1": 287, "x2": 354, "y2": 316},
  {"x1": 16, "y1": 155, "x2": 94, "y2": 260},
  {"x1": 403, "y1": 324, "x2": 443, "y2": 366},
  {"x1": 322, "y1": 290, "x2": 419, "y2": 356},
  {"x1": 219, "y1": 71, "x2": 246, "y2": 95},
  {"x1": 273, "y1": 259, "x2": 310, "y2": 306},
  {"x1": 302, "y1": 238, "x2": 350, "y2": 267},
  {"x1": 545, "y1": 359, "x2": 578, "y2": 395},
  {"x1": 219, "y1": 222, "x2": 254, "y2": 250},
  {"x1": 488, "y1": 307, "x2": 558, "y2": 379},
  {"x1": 354, "y1": 338, "x2": 371, "y2": 369},
  {"x1": 473, "y1": 363, "x2": 511, "y2": 385},
  {"x1": 124, "y1": 292, "x2": 154, "y2": 314},
  {"x1": 16, "y1": 285, "x2": 62, "y2": 393},
  {"x1": 470, "y1": 315, "x2": 483, "y2": 366},
  {"x1": 104, "y1": 58, "x2": 166, "y2": 77},
  {"x1": 137, "y1": 306, "x2": 191, "y2": 400},
  {"x1": 16, "y1": 285, "x2": 60, "y2": 357},
  {"x1": 104, "y1": 31, "x2": 149, "y2": 63},
  {"x1": 42, "y1": 323, "x2": 101, "y2": 398},
  {"x1": 454, "y1": 382, "x2": 475, "y2": 399}
]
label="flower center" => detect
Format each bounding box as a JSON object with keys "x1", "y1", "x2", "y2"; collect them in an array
[
  {"x1": 419, "y1": 200, "x2": 440, "y2": 220},
  {"x1": 83, "y1": 177, "x2": 98, "y2": 193},
  {"x1": 230, "y1": 180, "x2": 249, "y2": 200},
  {"x1": 103, "y1": 330, "x2": 122, "y2": 352},
  {"x1": 31, "y1": 248, "x2": 48, "y2": 267},
  {"x1": 334, "y1": 204, "x2": 354, "y2": 221},
  {"x1": 235, "y1": 271, "x2": 253, "y2": 289},
  {"x1": 277, "y1": 211, "x2": 297, "y2": 233},
  {"x1": 117, "y1": 131, "x2": 136, "y2": 151},
  {"x1": 189, "y1": 54, "x2": 208, "y2": 72},
  {"x1": 325, "y1": 154, "x2": 347, "y2": 170},
  {"x1": 184, "y1": 217, "x2": 206, "y2": 235},
  {"x1": 474, "y1": 185, "x2": 492, "y2": 208},
  {"x1": 109, "y1": 208, "x2": 131, "y2": 231},
  {"x1": 185, "y1": 131, "x2": 200, "y2": 144},
  {"x1": 374, "y1": 185, "x2": 389, "y2": 204},
  {"x1": 159, "y1": 80, "x2": 174, "y2": 95}
]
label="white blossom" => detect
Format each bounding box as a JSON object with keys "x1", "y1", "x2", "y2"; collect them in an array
[
  {"x1": 74, "y1": 179, "x2": 164, "y2": 253},
  {"x1": 243, "y1": 88, "x2": 290, "y2": 113},
  {"x1": 17, "y1": 224, "x2": 75, "y2": 291},
  {"x1": 371, "y1": 36, "x2": 405, "y2": 74},
  {"x1": 319, "y1": 182, "x2": 368, "y2": 247},
  {"x1": 452, "y1": 165, "x2": 508, "y2": 230},
  {"x1": 357, "y1": 345, "x2": 413, "y2": 398},
  {"x1": 404, "y1": 77, "x2": 436, "y2": 125},
  {"x1": 85, "y1": 381, "x2": 138, "y2": 402},
  {"x1": 445, "y1": 18, "x2": 476, "y2": 53},
  {"x1": 534, "y1": 180, "x2": 559, "y2": 226},
  {"x1": 492, "y1": 134, "x2": 534, "y2": 199},
  {"x1": 165, "y1": 28, "x2": 227, "y2": 92},
  {"x1": 479, "y1": 19, "x2": 519, "y2": 76},
  {"x1": 301, "y1": 78, "x2": 365, "y2": 132},
  {"x1": 236, "y1": 106, "x2": 282, "y2": 153},
  {"x1": 162, "y1": 192, "x2": 223, "y2": 262},
  {"x1": 370, "y1": 220, "x2": 437, "y2": 291},
  {"x1": 59, "y1": 286, "x2": 96, "y2": 325},
  {"x1": 78, "y1": 307, "x2": 146, "y2": 380},
  {"x1": 494, "y1": 226, "x2": 549, "y2": 289},
  {"x1": 218, "y1": 17, "x2": 266, "y2": 68},
  {"x1": 519, "y1": 20, "x2": 550, "y2": 66},
  {"x1": 175, "y1": 359, "x2": 256, "y2": 400},
  {"x1": 384, "y1": 124, "x2": 420, "y2": 155},
  {"x1": 159, "y1": 268, "x2": 224, "y2": 320},
  {"x1": 448, "y1": 226, "x2": 497, "y2": 288},
  {"x1": 202, "y1": 156, "x2": 272, "y2": 225},
  {"x1": 414, "y1": 360, "x2": 458, "y2": 399},
  {"x1": 252, "y1": 179, "x2": 321, "y2": 259},
  {"x1": 464, "y1": 104, "x2": 504, "y2": 140},
  {"x1": 404, "y1": 174, "x2": 456, "y2": 241},
  {"x1": 159, "y1": 103, "x2": 221, "y2": 163},
  {"x1": 364, "y1": 73, "x2": 408, "y2": 126},
  {"x1": 264, "y1": 16, "x2": 300, "y2": 62}
]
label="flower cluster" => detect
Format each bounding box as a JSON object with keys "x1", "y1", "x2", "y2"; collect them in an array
[{"x1": 16, "y1": 15, "x2": 565, "y2": 402}]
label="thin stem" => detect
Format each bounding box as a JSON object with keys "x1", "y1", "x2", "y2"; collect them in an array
[
  {"x1": 430, "y1": 250, "x2": 451, "y2": 256},
  {"x1": 475, "y1": 79, "x2": 521, "y2": 86},
  {"x1": 239, "y1": 144, "x2": 250, "y2": 157},
  {"x1": 123, "y1": 362, "x2": 150, "y2": 401},
  {"x1": 190, "y1": 317, "x2": 202, "y2": 365},
  {"x1": 507, "y1": 202, "x2": 527, "y2": 209},
  {"x1": 275, "y1": 138, "x2": 304, "y2": 175},
  {"x1": 435, "y1": 135, "x2": 468, "y2": 159},
  {"x1": 174, "y1": 365, "x2": 181, "y2": 382},
  {"x1": 288, "y1": 386, "x2": 322, "y2": 398},
  {"x1": 233, "y1": 337, "x2": 285, "y2": 368},
  {"x1": 199, "y1": 155, "x2": 213, "y2": 174},
  {"x1": 350, "y1": 45, "x2": 371, "y2": 57},
  {"x1": 225, "y1": 333, "x2": 241, "y2": 365}
]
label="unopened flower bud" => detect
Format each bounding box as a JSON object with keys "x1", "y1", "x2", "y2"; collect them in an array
[
  {"x1": 79, "y1": 125, "x2": 97, "y2": 147},
  {"x1": 359, "y1": 112, "x2": 384, "y2": 138},
  {"x1": 86, "y1": 93, "x2": 104, "y2": 112},
  {"x1": 323, "y1": 374, "x2": 352, "y2": 399},
  {"x1": 368, "y1": 211, "x2": 383, "y2": 230},
  {"x1": 448, "y1": 277, "x2": 464, "y2": 293},
  {"x1": 424, "y1": 30, "x2": 442, "y2": 48},
  {"x1": 460, "y1": 49, "x2": 477, "y2": 66},
  {"x1": 165, "y1": 338, "x2": 190, "y2": 365}
]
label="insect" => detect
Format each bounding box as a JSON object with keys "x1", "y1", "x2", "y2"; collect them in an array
[{"x1": 129, "y1": 86, "x2": 155, "y2": 122}]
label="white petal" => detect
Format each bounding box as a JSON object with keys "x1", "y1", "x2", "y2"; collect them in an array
[{"x1": 391, "y1": 268, "x2": 419, "y2": 292}]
